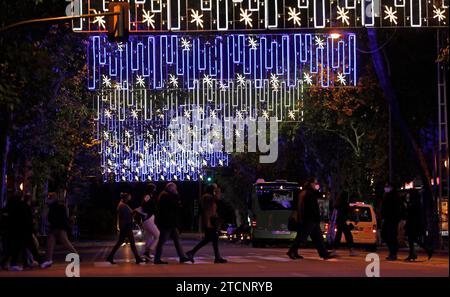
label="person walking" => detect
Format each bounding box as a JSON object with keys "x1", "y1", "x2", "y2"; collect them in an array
[
  {"x1": 22, "y1": 194, "x2": 44, "y2": 268},
  {"x1": 287, "y1": 177, "x2": 334, "y2": 260},
  {"x1": 138, "y1": 183, "x2": 160, "y2": 261},
  {"x1": 404, "y1": 189, "x2": 433, "y2": 261},
  {"x1": 186, "y1": 184, "x2": 227, "y2": 264},
  {"x1": 106, "y1": 192, "x2": 144, "y2": 265},
  {"x1": 154, "y1": 183, "x2": 191, "y2": 264},
  {"x1": 41, "y1": 193, "x2": 79, "y2": 268},
  {"x1": 0, "y1": 194, "x2": 27, "y2": 271},
  {"x1": 330, "y1": 191, "x2": 357, "y2": 257},
  {"x1": 380, "y1": 182, "x2": 401, "y2": 261}
]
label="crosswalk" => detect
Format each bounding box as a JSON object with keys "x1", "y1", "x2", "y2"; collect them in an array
[{"x1": 93, "y1": 254, "x2": 341, "y2": 266}]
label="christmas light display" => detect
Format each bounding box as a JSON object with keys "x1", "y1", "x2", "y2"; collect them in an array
[
  {"x1": 72, "y1": 0, "x2": 448, "y2": 32},
  {"x1": 90, "y1": 32, "x2": 356, "y2": 181},
  {"x1": 88, "y1": 33, "x2": 357, "y2": 92}
]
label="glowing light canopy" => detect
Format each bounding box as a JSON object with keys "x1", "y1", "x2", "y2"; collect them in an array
[
  {"x1": 90, "y1": 32, "x2": 357, "y2": 181},
  {"x1": 72, "y1": 0, "x2": 448, "y2": 32}
]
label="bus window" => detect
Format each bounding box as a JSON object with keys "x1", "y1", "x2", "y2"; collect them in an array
[{"x1": 257, "y1": 190, "x2": 295, "y2": 210}]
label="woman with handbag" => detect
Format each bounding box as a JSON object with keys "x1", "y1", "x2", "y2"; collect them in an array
[{"x1": 186, "y1": 184, "x2": 227, "y2": 264}]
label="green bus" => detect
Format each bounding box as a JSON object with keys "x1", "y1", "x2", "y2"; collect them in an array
[
  {"x1": 248, "y1": 180, "x2": 330, "y2": 247},
  {"x1": 248, "y1": 180, "x2": 300, "y2": 247}
]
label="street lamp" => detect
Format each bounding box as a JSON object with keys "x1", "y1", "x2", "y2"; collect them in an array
[{"x1": 330, "y1": 33, "x2": 341, "y2": 39}]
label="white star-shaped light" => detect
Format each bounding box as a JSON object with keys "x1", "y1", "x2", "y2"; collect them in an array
[
  {"x1": 303, "y1": 73, "x2": 313, "y2": 85},
  {"x1": 337, "y1": 72, "x2": 346, "y2": 85},
  {"x1": 143, "y1": 9, "x2": 155, "y2": 28},
  {"x1": 190, "y1": 9, "x2": 204, "y2": 28},
  {"x1": 384, "y1": 6, "x2": 398, "y2": 25},
  {"x1": 210, "y1": 110, "x2": 217, "y2": 119},
  {"x1": 337, "y1": 6, "x2": 350, "y2": 26},
  {"x1": 168, "y1": 74, "x2": 178, "y2": 87},
  {"x1": 131, "y1": 110, "x2": 138, "y2": 119},
  {"x1": 92, "y1": 10, "x2": 106, "y2": 29},
  {"x1": 262, "y1": 110, "x2": 269, "y2": 120},
  {"x1": 235, "y1": 130, "x2": 241, "y2": 137},
  {"x1": 240, "y1": 8, "x2": 253, "y2": 27},
  {"x1": 136, "y1": 75, "x2": 145, "y2": 87},
  {"x1": 248, "y1": 37, "x2": 259, "y2": 49},
  {"x1": 315, "y1": 36, "x2": 325, "y2": 49},
  {"x1": 181, "y1": 37, "x2": 191, "y2": 51},
  {"x1": 203, "y1": 75, "x2": 213, "y2": 87},
  {"x1": 433, "y1": 5, "x2": 446, "y2": 22},
  {"x1": 105, "y1": 109, "x2": 112, "y2": 119},
  {"x1": 236, "y1": 73, "x2": 246, "y2": 86},
  {"x1": 102, "y1": 75, "x2": 112, "y2": 87},
  {"x1": 125, "y1": 130, "x2": 131, "y2": 138},
  {"x1": 117, "y1": 42, "x2": 124, "y2": 52},
  {"x1": 219, "y1": 81, "x2": 227, "y2": 91},
  {"x1": 184, "y1": 110, "x2": 191, "y2": 120},
  {"x1": 287, "y1": 7, "x2": 301, "y2": 26},
  {"x1": 212, "y1": 129, "x2": 220, "y2": 138},
  {"x1": 236, "y1": 110, "x2": 243, "y2": 120},
  {"x1": 270, "y1": 73, "x2": 280, "y2": 89},
  {"x1": 288, "y1": 110, "x2": 296, "y2": 120}
]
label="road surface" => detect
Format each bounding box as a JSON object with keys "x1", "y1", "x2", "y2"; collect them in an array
[{"x1": 0, "y1": 239, "x2": 448, "y2": 277}]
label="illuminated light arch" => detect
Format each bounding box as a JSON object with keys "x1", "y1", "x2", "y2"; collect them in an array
[
  {"x1": 72, "y1": 0, "x2": 448, "y2": 32},
  {"x1": 91, "y1": 32, "x2": 357, "y2": 181}
]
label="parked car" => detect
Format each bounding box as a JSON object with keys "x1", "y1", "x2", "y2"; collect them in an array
[{"x1": 325, "y1": 202, "x2": 378, "y2": 250}]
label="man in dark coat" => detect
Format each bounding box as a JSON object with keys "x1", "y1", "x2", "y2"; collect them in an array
[
  {"x1": 0, "y1": 194, "x2": 28, "y2": 271},
  {"x1": 153, "y1": 183, "x2": 191, "y2": 264},
  {"x1": 287, "y1": 177, "x2": 333, "y2": 260},
  {"x1": 331, "y1": 191, "x2": 357, "y2": 256},
  {"x1": 41, "y1": 193, "x2": 79, "y2": 268},
  {"x1": 380, "y1": 182, "x2": 401, "y2": 261},
  {"x1": 404, "y1": 189, "x2": 433, "y2": 261},
  {"x1": 106, "y1": 192, "x2": 143, "y2": 264},
  {"x1": 186, "y1": 184, "x2": 227, "y2": 263}
]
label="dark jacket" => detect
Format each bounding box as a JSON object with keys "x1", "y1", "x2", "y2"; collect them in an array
[
  {"x1": 156, "y1": 191, "x2": 181, "y2": 229},
  {"x1": 381, "y1": 191, "x2": 401, "y2": 223},
  {"x1": 297, "y1": 187, "x2": 321, "y2": 224},
  {"x1": 48, "y1": 203, "x2": 70, "y2": 232},
  {"x1": 4, "y1": 199, "x2": 29, "y2": 235},
  {"x1": 334, "y1": 195, "x2": 350, "y2": 224},
  {"x1": 405, "y1": 190, "x2": 422, "y2": 238},
  {"x1": 117, "y1": 201, "x2": 134, "y2": 231},
  {"x1": 200, "y1": 193, "x2": 218, "y2": 229},
  {"x1": 142, "y1": 197, "x2": 156, "y2": 221}
]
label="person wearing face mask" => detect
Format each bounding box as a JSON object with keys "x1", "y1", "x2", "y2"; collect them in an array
[
  {"x1": 380, "y1": 182, "x2": 401, "y2": 261},
  {"x1": 138, "y1": 183, "x2": 160, "y2": 261},
  {"x1": 153, "y1": 183, "x2": 192, "y2": 264},
  {"x1": 287, "y1": 177, "x2": 334, "y2": 260},
  {"x1": 106, "y1": 192, "x2": 144, "y2": 265}
]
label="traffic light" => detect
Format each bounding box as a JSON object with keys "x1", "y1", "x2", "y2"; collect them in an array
[
  {"x1": 204, "y1": 169, "x2": 214, "y2": 184},
  {"x1": 107, "y1": 2, "x2": 129, "y2": 43}
]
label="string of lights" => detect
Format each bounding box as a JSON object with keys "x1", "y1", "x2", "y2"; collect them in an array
[{"x1": 72, "y1": 0, "x2": 448, "y2": 32}]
